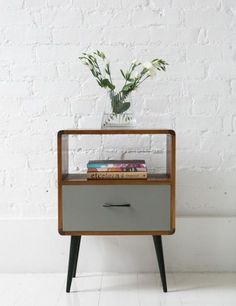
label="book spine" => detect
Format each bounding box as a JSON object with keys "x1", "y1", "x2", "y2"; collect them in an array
[
  {"x1": 87, "y1": 167, "x2": 147, "y2": 172},
  {"x1": 87, "y1": 163, "x2": 146, "y2": 169},
  {"x1": 87, "y1": 172, "x2": 147, "y2": 180}
]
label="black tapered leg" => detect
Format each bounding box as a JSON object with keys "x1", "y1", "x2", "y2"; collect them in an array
[
  {"x1": 66, "y1": 236, "x2": 79, "y2": 292},
  {"x1": 153, "y1": 235, "x2": 167, "y2": 292},
  {"x1": 73, "y1": 236, "x2": 81, "y2": 278}
]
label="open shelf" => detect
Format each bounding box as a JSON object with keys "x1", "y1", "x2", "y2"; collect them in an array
[{"x1": 62, "y1": 173, "x2": 171, "y2": 185}]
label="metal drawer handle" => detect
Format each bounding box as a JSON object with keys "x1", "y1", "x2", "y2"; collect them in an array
[{"x1": 103, "y1": 203, "x2": 131, "y2": 208}]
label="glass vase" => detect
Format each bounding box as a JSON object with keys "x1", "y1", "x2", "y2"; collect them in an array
[{"x1": 101, "y1": 91, "x2": 136, "y2": 129}]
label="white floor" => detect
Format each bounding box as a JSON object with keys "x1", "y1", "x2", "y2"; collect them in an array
[{"x1": 0, "y1": 273, "x2": 236, "y2": 306}]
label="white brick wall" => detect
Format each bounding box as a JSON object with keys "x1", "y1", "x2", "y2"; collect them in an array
[{"x1": 0, "y1": 1, "x2": 235, "y2": 230}]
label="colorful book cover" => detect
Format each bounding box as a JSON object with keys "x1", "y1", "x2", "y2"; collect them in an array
[
  {"x1": 87, "y1": 160, "x2": 146, "y2": 172},
  {"x1": 87, "y1": 171, "x2": 147, "y2": 180},
  {"x1": 87, "y1": 167, "x2": 147, "y2": 172}
]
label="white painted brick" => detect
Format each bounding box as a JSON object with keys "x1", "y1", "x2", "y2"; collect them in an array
[
  {"x1": 173, "y1": 0, "x2": 221, "y2": 8},
  {"x1": 144, "y1": 96, "x2": 170, "y2": 113},
  {"x1": 42, "y1": 8, "x2": 83, "y2": 26},
  {"x1": 149, "y1": 0, "x2": 172, "y2": 9},
  {"x1": 186, "y1": 80, "x2": 229, "y2": 95},
  {"x1": 231, "y1": 81, "x2": 236, "y2": 95},
  {"x1": 0, "y1": 98, "x2": 22, "y2": 116},
  {"x1": 33, "y1": 80, "x2": 80, "y2": 97},
  {"x1": 21, "y1": 97, "x2": 45, "y2": 116},
  {"x1": 169, "y1": 96, "x2": 192, "y2": 115},
  {"x1": 176, "y1": 116, "x2": 222, "y2": 132},
  {"x1": 163, "y1": 63, "x2": 205, "y2": 80},
  {"x1": 178, "y1": 150, "x2": 222, "y2": 169},
  {"x1": 0, "y1": 0, "x2": 235, "y2": 236},
  {"x1": 70, "y1": 135, "x2": 101, "y2": 150},
  {"x1": 140, "y1": 80, "x2": 182, "y2": 96},
  {"x1": 73, "y1": 0, "x2": 98, "y2": 9},
  {"x1": 177, "y1": 131, "x2": 200, "y2": 151},
  {"x1": 208, "y1": 28, "x2": 236, "y2": 44},
  {"x1": 185, "y1": 9, "x2": 232, "y2": 28},
  {"x1": 11, "y1": 64, "x2": 57, "y2": 80},
  {"x1": 97, "y1": 46, "x2": 134, "y2": 62},
  {"x1": 149, "y1": 28, "x2": 199, "y2": 45},
  {"x1": 36, "y1": 45, "x2": 81, "y2": 62},
  {"x1": 108, "y1": 11, "x2": 131, "y2": 27},
  {"x1": 0, "y1": 82, "x2": 29, "y2": 97},
  {"x1": 46, "y1": 98, "x2": 70, "y2": 115},
  {"x1": 0, "y1": 0, "x2": 23, "y2": 9},
  {"x1": 5, "y1": 27, "x2": 51, "y2": 45},
  {"x1": 24, "y1": 0, "x2": 46, "y2": 8},
  {"x1": 84, "y1": 11, "x2": 115, "y2": 27},
  {"x1": 222, "y1": 0, "x2": 236, "y2": 8},
  {"x1": 77, "y1": 114, "x2": 102, "y2": 129},
  {"x1": 222, "y1": 46, "x2": 236, "y2": 62},
  {"x1": 0, "y1": 152, "x2": 26, "y2": 169},
  {"x1": 186, "y1": 45, "x2": 222, "y2": 62},
  {"x1": 56, "y1": 63, "x2": 83, "y2": 80},
  {"x1": 209, "y1": 63, "x2": 236, "y2": 79},
  {"x1": 28, "y1": 152, "x2": 56, "y2": 170},
  {"x1": 0, "y1": 64, "x2": 10, "y2": 80},
  {"x1": 132, "y1": 9, "x2": 180, "y2": 26},
  {"x1": 70, "y1": 96, "x2": 96, "y2": 114},
  {"x1": 7, "y1": 135, "x2": 52, "y2": 153},
  {"x1": 80, "y1": 78, "x2": 106, "y2": 96},
  {"x1": 134, "y1": 46, "x2": 186, "y2": 63},
  {"x1": 47, "y1": 0, "x2": 72, "y2": 7},
  {"x1": 0, "y1": 10, "x2": 33, "y2": 26},
  {"x1": 0, "y1": 46, "x2": 33, "y2": 63},
  {"x1": 52, "y1": 28, "x2": 102, "y2": 45},
  {"x1": 98, "y1": 0, "x2": 122, "y2": 9},
  {"x1": 121, "y1": 0, "x2": 147, "y2": 9},
  {"x1": 103, "y1": 135, "x2": 150, "y2": 150},
  {"x1": 192, "y1": 96, "x2": 219, "y2": 115},
  {"x1": 135, "y1": 113, "x2": 174, "y2": 129},
  {"x1": 200, "y1": 131, "x2": 236, "y2": 153}
]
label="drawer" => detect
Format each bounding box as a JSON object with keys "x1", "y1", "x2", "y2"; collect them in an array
[{"x1": 62, "y1": 185, "x2": 171, "y2": 232}]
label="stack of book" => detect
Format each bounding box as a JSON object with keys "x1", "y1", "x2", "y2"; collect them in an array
[{"x1": 87, "y1": 160, "x2": 147, "y2": 179}]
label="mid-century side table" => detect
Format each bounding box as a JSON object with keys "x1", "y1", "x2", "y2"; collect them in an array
[{"x1": 57, "y1": 129, "x2": 176, "y2": 292}]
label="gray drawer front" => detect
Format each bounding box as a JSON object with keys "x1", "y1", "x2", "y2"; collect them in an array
[{"x1": 62, "y1": 185, "x2": 171, "y2": 232}]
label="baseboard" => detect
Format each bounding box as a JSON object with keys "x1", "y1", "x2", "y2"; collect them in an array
[{"x1": 0, "y1": 217, "x2": 235, "y2": 273}]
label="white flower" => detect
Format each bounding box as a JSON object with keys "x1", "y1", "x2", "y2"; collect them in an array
[
  {"x1": 143, "y1": 62, "x2": 153, "y2": 69},
  {"x1": 143, "y1": 62, "x2": 157, "y2": 77},
  {"x1": 132, "y1": 59, "x2": 139, "y2": 65},
  {"x1": 147, "y1": 66, "x2": 157, "y2": 77},
  {"x1": 134, "y1": 71, "x2": 140, "y2": 79}
]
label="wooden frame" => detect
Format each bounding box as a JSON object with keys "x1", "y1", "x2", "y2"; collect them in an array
[{"x1": 57, "y1": 129, "x2": 176, "y2": 236}]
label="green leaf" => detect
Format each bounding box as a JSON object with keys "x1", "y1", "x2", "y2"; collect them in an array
[
  {"x1": 120, "y1": 69, "x2": 126, "y2": 79},
  {"x1": 111, "y1": 101, "x2": 130, "y2": 114},
  {"x1": 101, "y1": 79, "x2": 115, "y2": 90}
]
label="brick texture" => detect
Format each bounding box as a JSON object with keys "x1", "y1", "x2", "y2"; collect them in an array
[{"x1": 0, "y1": 0, "x2": 235, "y2": 218}]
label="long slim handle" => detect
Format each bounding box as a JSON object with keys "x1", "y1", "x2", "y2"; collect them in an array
[{"x1": 103, "y1": 203, "x2": 131, "y2": 207}]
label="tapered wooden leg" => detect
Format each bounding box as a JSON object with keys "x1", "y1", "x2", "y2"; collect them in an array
[
  {"x1": 73, "y1": 236, "x2": 81, "y2": 278},
  {"x1": 153, "y1": 235, "x2": 167, "y2": 292},
  {"x1": 66, "y1": 236, "x2": 79, "y2": 292}
]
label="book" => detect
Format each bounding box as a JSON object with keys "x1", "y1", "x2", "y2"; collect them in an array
[
  {"x1": 87, "y1": 171, "x2": 147, "y2": 180},
  {"x1": 87, "y1": 160, "x2": 146, "y2": 172},
  {"x1": 87, "y1": 167, "x2": 146, "y2": 172}
]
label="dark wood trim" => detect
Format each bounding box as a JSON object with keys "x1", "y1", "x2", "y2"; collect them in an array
[
  {"x1": 62, "y1": 173, "x2": 171, "y2": 186},
  {"x1": 170, "y1": 133, "x2": 176, "y2": 232},
  {"x1": 58, "y1": 129, "x2": 175, "y2": 135},
  {"x1": 58, "y1": 229, "x2": 175, "y2": 236},
  {"x1": 57, "y1": 132, "x2": 63, "y2": 233}
]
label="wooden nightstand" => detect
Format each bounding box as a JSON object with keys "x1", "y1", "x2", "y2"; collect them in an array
[{"x1": 57, "y1": 129, "x2": 176, "y2": 292}]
